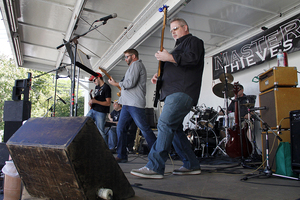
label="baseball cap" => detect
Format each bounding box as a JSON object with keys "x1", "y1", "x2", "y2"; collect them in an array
[{"x1": 89, "y1": 73, "x2": 102, "y2": 81}]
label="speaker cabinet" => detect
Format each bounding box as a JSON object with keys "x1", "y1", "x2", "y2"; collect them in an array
[
  {"x1": 259, "y1": 87, "x2": 300, "y2": 129},
  {"x1": 290, "y1": 110, "x2": 300, "y2": 173},
  {"x1": 3, "y1": 101, "x2": 31, "y2": 121},
  {"x1": 0, "y1": 142, "x2": 9, "y2": 168},
  {"x1": 6, "y1": 117, "x2": 135, "y2": 200},
  {"x1": 261, "y1": 130, "x2": 290, "y2": 171},
  {"x1": 4, "y1": 121, "x2": 23, "y2": 142}
]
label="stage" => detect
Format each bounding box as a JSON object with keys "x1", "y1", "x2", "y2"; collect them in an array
[{"x1": 18, "y1": 153, "x2": 299, "y2": 200}]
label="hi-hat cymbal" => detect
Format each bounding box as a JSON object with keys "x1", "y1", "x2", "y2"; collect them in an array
[
  {"x1": 219, "y1": 73, "x2": 234, "y2": 83},
  {"x1": 213, "y1": 83, "x2": 234, "y2": 98}
]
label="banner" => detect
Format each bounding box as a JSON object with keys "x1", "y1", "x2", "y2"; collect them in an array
[{"x1": 212, "y1": 13, "x2": 300, "y2": 80}]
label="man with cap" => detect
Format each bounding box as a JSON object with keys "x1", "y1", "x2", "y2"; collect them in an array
[
  {"x1": 87, "y1": 73, "x2": 112, "y2": 144},
  {"x1": 227, "y1": 84, "x2": 255, "y2": 120}
]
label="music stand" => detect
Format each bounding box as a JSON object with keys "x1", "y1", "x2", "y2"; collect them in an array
[{"x1": 57, "y1": 21, "x2": 108, "y2": 116}]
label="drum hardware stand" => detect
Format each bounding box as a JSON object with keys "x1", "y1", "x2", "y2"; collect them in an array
[
  {"x1": 211, "y1": 101, "x2": 229, "y2": 156},
  {"x1": 190, "y1": 112, "x2": 203, "y2": 156},
  {"x1": 211, "y1": 67, "x2": 232, "y2": 156}
]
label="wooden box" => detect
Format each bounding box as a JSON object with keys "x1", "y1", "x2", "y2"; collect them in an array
[
  {"x1": 7, "y1": 117, "x2": 135, "y2": 200},
  {"x1": 259, "y1": 67, "x2": 298, "y2": 92}
]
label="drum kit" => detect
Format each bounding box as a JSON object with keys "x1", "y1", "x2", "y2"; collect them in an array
[{"x1": 186, "y1": 73, "x2": 261, "y2": 159}]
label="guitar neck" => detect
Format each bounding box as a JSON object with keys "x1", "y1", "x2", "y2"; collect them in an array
[
  {"x1": 157, "y1": 7, "x2": 167, "y2": 77},
  {"x1": 99, "y1": 67, "x2": 122, "y2": 94}
]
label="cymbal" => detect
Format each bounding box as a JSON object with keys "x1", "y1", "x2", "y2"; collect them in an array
[
  {"x1": 241, "y1": 103, "x2": 254, "y2": 107},
  {"x1": 212, "y1": 83, "x2": 234, "y2": 98},
  {"x1": 219, "y1": 73, "x2": 234, "y2": 83}
]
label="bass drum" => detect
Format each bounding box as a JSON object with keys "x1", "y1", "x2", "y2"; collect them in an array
[{"x1": 185, "y1": 129, "x2": 219, "y2": 157}]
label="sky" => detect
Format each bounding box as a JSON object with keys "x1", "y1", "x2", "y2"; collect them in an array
[{"x1": 0, "y1": 12, "x2": 13, "y2": 57}]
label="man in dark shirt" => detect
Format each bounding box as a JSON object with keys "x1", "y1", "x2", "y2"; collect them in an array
[
  {"x1": 86, "y1": 73, "x2": 111, "y2": 145},
  {"x1": 105, "y1": 100, "x2": 122, "y2": 151},
  {"x1": 131, "y1": 17, "x2": 204, "y2": 179},
  {"x1": 227, "y1": 84, "x2": 255, "y2": 120}
]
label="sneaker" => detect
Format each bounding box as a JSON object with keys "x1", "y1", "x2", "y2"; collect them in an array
[
  {"x1": 115, "y1": 157, "x2": 128, "y2": 163},
  {"x1": 173, "y1": 166, "x2": 201, "y2": 175},
  {"x1": 131, "y1": 166, "x2": 163, "y2": 179}
]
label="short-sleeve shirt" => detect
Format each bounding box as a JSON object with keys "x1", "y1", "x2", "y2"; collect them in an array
[{"x1": 92, "y1": 83, "x2": 111, "y2": 113}]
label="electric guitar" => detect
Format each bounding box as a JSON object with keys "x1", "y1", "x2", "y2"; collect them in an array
[
  {"x1": 153, "y1": 5, "x2": 168, "y2": 107},
  {"x1": 99, "y1": 67, "x2": 121, "y2": 97},
  {"x1": 225, "y1": 82, "x2": 253, "y2": 158}
]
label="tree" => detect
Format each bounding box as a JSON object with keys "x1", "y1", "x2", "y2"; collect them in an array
[{"x1": 0, "y1": 54, "x2": 85, "y2": 137}]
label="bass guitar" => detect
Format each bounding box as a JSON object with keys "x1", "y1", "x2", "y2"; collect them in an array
[
  {"x1": 225, "y1": 82, "x2": 253, "y2": 158},
  {"x1": 153, "y1": 5, "x2": 168, "y2": 107},
  {"x1": 99, "y1": 67, "x2": 121, "y2": 97}
]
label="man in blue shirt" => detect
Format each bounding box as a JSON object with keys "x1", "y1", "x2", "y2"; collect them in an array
[{"x1": 108, "y1": 49, "x2": 156, "y2": 163}]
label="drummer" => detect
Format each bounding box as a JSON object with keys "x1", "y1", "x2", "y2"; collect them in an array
[{"x1": 227, "y1": 84, "x2": 255, "y2": 120}]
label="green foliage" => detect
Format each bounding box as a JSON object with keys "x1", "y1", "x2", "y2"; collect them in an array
[{"x1": 0, "y1": 54, "x2": 85, "y2": 134}]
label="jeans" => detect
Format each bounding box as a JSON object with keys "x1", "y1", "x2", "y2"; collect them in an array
[
  {"x1": 106, "y1": 126, "x2": 117, "y2": 149},
  {"x1": 116, "y1": 105, "x2": 157, "y2": 160},
  {"x1": 146, "y1": 92, "x2": 200, "y2": 175},
  {"x1": 86, "y1": 109, "x2": 108, "y2": 144}
]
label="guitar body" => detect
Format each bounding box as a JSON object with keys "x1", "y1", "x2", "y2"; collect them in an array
[
  {"x1": 225, "y1": 82, "x2": 252, "y2": 158},
  {"x1": 226, "y1": 123, "x2": 252, "y2": 158}
]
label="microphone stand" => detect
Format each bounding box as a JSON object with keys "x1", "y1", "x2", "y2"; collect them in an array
[
  {"x1": 241, "y1": 111, "x2": 294, "y2": 180},
  {"x1": 34, "y1": 66, "x2": 66, "y2": 117},
  {"x1": 56, "y1": 21, "x2": 108, "y2": 116}
]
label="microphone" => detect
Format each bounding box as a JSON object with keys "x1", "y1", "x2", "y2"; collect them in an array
[
  {"x1": 96, "y1": 13, "x2": 117, "y2": 22},
  {"x1": 45, "y1": 96, "x2": 52, "y2": 101},
  {"x1": 249, "y1": 106, "x2": 266, "y2": 111},
  {"x1": 57, "y1": 95, "x2": 66, "y2": 104}
]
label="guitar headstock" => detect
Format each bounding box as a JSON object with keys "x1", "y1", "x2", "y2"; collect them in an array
[
  {"x1": 158, "y1": 5, "x2": 169, "y2": 12},
  {"x1": 233, "y1": 82, "x2": 240, "y2": 95}
]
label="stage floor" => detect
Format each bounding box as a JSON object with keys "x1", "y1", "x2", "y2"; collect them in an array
[{"x1": 17, "y1": 153, "x2": 300, "y2": 200}]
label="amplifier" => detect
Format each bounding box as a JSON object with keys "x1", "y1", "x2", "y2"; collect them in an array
[
  {"x1": 259, "y1": 87, "x2": 300, "y2": 129},
  {"x1": 290, "y1": 110, "x2": 300, "y2": 173},
  {"x1": 259, "y1": 67, "x2": 297, "y2": 92}
]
